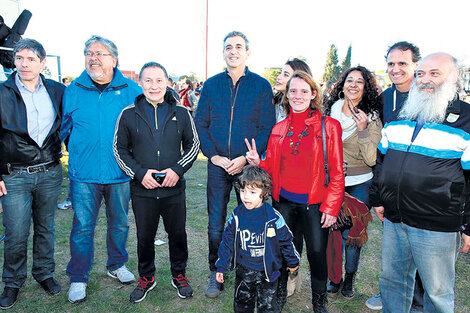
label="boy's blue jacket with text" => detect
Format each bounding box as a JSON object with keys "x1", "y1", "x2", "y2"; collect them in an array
[{"x1": 216, "y1": 202, "x2": 300, "y2": 282}]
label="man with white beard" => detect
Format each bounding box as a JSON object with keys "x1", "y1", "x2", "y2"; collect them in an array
[{"x1": 370, "y1": 53, "x2": 470, "y2": 313}]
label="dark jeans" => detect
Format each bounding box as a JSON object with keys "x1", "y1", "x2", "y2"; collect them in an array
[
  {"x1": 273, "y1": 198, "x2": 329, "y2": 308},
  {"x1": 234, "y1": 265, "x2": 279, "y2": 313},
  {"x1": 131, "y1": 192, "x2": 188, "y2": 277},
  {"x1": 67, "y1": 181, "x2": 130, "y2": 283},
  {"x1": 342, "y1": 179, "x2": 372, "y2": 274},
  {"x1": 207, "y1": 162, "x2": 241, "y2": 271},
  {"x1": 1, "y1": 163, "x2": 62, "y2": 288}
]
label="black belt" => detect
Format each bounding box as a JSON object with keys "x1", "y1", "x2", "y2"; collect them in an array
[{"x1": 10, "y1": 160, "x2": 59, "y2": 174}]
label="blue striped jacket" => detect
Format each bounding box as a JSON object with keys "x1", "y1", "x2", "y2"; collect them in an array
[{"x1": 370, "y1": 98, "x2": 470, "y2": 231}]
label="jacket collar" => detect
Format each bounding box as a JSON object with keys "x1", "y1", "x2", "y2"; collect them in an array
[
  {"x1": 224, "y1": 66, "x2": 250, "y2": 84},
  {"x1": 446, "y1": 94, "x2": 462, "y2": 114},
  {"x1": 134, "y1": 94, "x2": 176, "y2": 116},
  {"x1": 4, "y1": 71, "x2": 48, "y2": 92},
  {"x1": 224, "y1": 66, "x2": 249, "y2": 77},
  {"x1": 4, "y1": 72, "x2": 60, "y2": 112},
  {"x1": 74, "y1": 67, "x2": 129, "y2": 90},
  {"x1": 264, "y1": 203, "x2": 278, "y2": 221}
]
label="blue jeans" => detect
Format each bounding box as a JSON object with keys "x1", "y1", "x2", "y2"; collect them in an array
[
  {"x1": 206, "y1": 162, "x2": 241, "y2": 271},
  {"x1": 342, "y1": 179, "x2": 371, "y2": 274},
  {"x1": 66, "y1": 181, "x2": 130, "y2": 283},
  {"x1": 380, "y1": 218, "x2": 459, "y2": 313},
  {"x1": 1, "y1": 164, "x2": 62, "y2": 288}
]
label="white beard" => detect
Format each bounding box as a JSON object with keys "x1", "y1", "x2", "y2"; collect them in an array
[{"x1": 398, "y1": 80, "x2": 457, "y2": 123}]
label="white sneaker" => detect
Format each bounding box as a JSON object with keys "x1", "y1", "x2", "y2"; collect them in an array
[
  {"x1": 107, "y1": 265, "x2": 135, "y2": 284},
  {"x1": 57, "y1": 200, "x2": 72, "y2": 210},
  {"x1": 68, "y1": 282, "x2": 87, "y2": 303},
  {"x1": 365, "y1": 293, "x2": 383, "y2": 310}
]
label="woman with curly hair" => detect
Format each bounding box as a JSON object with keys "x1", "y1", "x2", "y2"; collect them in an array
[
  {"x1": 323, "y1": 66, "x2": 383, "y2": 299},
  {"x1": 273, "y1": 58, "x2": 312, "y2": 122}
]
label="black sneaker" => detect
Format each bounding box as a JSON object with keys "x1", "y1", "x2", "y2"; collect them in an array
[
  {"x1": 171, "y1": 274, "x2": 193, "y2": 299},
  {"x1": 0, "y1": 287, "x2": 19, "y2": 310},
  {"x1": 129, "y1": 276, "x2": 156, "y2": 303}
]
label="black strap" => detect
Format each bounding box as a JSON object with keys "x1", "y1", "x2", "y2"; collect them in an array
[{"x1": 322, "y1": 116, "x2": 330, "y2": 186}]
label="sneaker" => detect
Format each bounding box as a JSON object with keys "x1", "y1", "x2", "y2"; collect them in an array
[
  {"x1": 0, "y1": 287, "x2": 19, "y2": 309},
  {"x1": 171, "y1": 274, "x2": 193, "y2": 299},
  {"x1": 130, "y1": 276, "x2": 156, "y2": 303},
  {"x1": 365, "y1": 292, "x2": 383, "y2": 310},
  {"x1": 205, "y1": 271, "x2": 223, "y2": 298},
  {"x1": 57, "y1": 200, "x2": 72, "y2": 210},
  {"x1": 68, "y1": 282, "x2": 86, "y2": 303},
  {"x1": 107, "y1": 265, "x2": 135, "y2": 284}
]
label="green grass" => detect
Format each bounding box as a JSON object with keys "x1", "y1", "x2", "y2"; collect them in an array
[{"x1": 0, "y1": 157, "x2": 469, "y2": 312}]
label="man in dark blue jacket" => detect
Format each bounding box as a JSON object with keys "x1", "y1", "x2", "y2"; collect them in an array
[
  {"x1": 195, "y1": 31, "x2": 275, "y2": 298},
  {"x1": 0, "y1": 39, "x2": 65, "y2": 309}
]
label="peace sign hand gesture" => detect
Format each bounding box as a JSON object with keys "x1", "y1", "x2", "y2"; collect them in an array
[{"x1": 245, "y1": 138, "x2": 260, "y2": 166}]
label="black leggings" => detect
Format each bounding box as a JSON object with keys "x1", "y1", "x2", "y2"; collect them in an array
[{"x1": 273, "y1": 197, "x2": 329, "y2": 307}]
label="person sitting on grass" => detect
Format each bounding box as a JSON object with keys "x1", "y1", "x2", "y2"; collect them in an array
[{"x1": 215, "y1": 165, "x2": 300, "y2": 313}]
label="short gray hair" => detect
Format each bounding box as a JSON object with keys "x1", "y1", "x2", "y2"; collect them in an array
[
  {"x1": 223, "y1": 31, "x2": 249, "y2": 51},
  {"x1": 14, "y1": 38, "x2": 46, "y2": 61},
  {"x1": 84, "y1": 35, "x2": 119, "y2": 66}
]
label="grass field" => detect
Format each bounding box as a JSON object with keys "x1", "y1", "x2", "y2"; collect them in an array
[{"x1": 0, "y1": 157, "x2": 469, "y2": 312}]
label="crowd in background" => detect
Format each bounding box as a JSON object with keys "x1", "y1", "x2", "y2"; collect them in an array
[{"x1": 0, "y1": 29, "x2": 469, "y2": 313}]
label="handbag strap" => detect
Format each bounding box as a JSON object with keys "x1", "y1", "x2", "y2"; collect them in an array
[{"x1": 322, "y1": 115, "x2": 330, "y2": 186}]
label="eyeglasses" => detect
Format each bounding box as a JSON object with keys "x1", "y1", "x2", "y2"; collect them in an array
[{"x1": 84, "y1": 51, "x2": 112, "y2": 58}]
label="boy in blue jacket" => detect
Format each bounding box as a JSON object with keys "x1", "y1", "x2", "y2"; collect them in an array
[{"x1": 215, "y1": 166, "x2": 300, "y2": 312}]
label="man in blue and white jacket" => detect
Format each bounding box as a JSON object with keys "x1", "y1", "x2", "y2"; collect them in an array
[
  {"x1": 370, "y1": 53, "x2": 470, "y2": 313},
  {"x1": 60, "y1": 35, "x2": 141, "y2": 303}
]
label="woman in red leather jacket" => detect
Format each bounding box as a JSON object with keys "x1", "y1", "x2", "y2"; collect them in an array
[{"x1": 246, "y1": 71, "x2": 344, "y2": 313}]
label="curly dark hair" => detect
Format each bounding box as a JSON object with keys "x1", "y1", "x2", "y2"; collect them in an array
[
  {"x1": 324, "y1": 66, "x2": 382, "y2": 118},
  {"x1": 235, "y1": 165, "x2": 272, "y2": 202}
]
